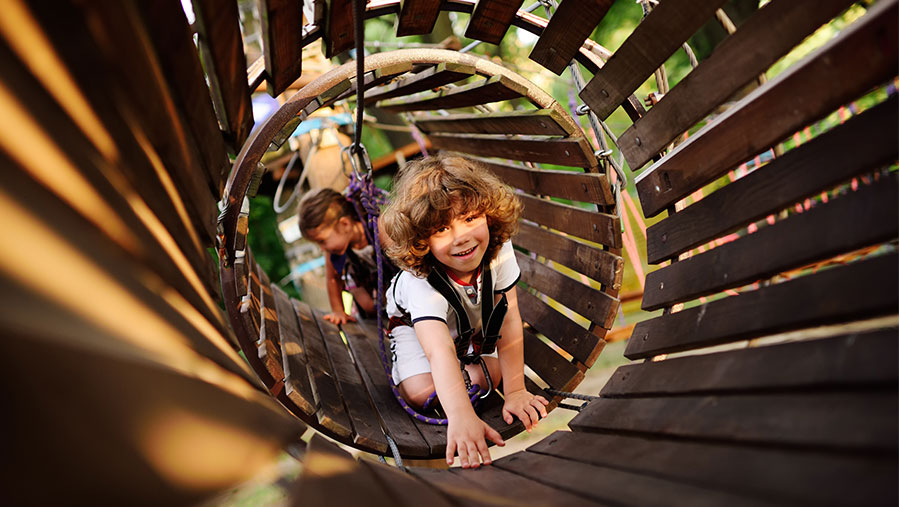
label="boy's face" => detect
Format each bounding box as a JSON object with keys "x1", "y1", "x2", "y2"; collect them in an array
[
  {"x1": 307, "y1": 216, "x2": 354, "y2": 255},
  {"x1": 428, "y1": 212, "x2": 489, "y2": 282}
]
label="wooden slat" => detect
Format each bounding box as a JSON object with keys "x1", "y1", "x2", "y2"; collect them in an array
[
  {"x1": 342, "y1": 321, "x2": 432, "y2": 457},
  {"x1": 192, "y1": 0, "x2": 254, "y2": 150},
  {"x1": 516, "y1": 288, "x2": 603, "y2": 367},
  {"x1": 0, "y1": 155, "x2": 260, "y2": 389},
  {"x1": 621, "y1": 0, "x2": 858, "y2": 170},
  {"x1": 323, "y1": 0, "x2": 354, "y2": 58},
  {"x1": 446, "y1": 463, "x2": 596, "y2": 507},
  {"x1": 464, "y1": 0, "x2": 521, "y2": 45},
  {"x1": 570, "y1": 392, "x2": 898, "y2": 452},
  {"x1": 520, "y1": 194, "x2": 620, "y2": 248},
  {"x1": 364, "y1": 62, "x2": 476, "y2": 104},
  {"x1": 635, "y1": 0, "x2": 899, "y2": 217},
  {"x1": 377, "y1": 75, "x2": 526, "y2": 112},
  {"x1": 2, "y1": 330, "x2": 303, "y2": 506},
  {"x1": 413, "y1": 109, "x2": 574, "y2": 136},
  {"x1": 358, "y1": 460, "x2": 455, "y2": 507},
  {"x1": 408, "y1": 468, "x2": 518, "y2": 507},
  {"x1": 642, "y1": 175, "x2": 899, "y2": 310},
  {"x1": 523, "y1": 329, "x2": 584, "y2": 390},
  {"x1": 326, "y1": 63, "x2": 415, "y2": 109},
  {"x1": 646, "y1": 96, "x2": 899, "y2": 264},
  {"x1": 396, "y1": 0, "x2": 442, "y2": 36},
  {"x1": 478, "y1": 158, "x2": 612, "y2": 205},
  {"x1": 293, "y1": 299, "x2": 354, "y2": 440},
  {"x1": 0, "y1": 31, "x2": 231, "y2": 349},
  {"x1": 580, "y1": 0, "x2": 727, "y2": 120},
  {"x1": 271, "y1": 285, "x2": 316, "y2": 416},
  {"x1": 259, "y1": 0, "x2": 303, "y2": 97},
  {"x1": 313, "y1": 310, "x2": 388, "y2": 453},
  {"x1": 138, "y1": 0, "x2": 231, "y2": 195},
  {"x1": 431, "y1": 134, "x2": 596, "y2": 168},
  {"x1": 513, "y1": 222, "x2": 623, "y2": 289},
  {"x1": 607, "y1": 329, "x2": 897, "y2": 397},
  {"x1": 627, "y1": 253, "x2": 899, "y2": 359},
  {"x1": 495, "y1": 450, "x2": 766, "y2": 507},
  {"x1": 257, "y1": 263, "x2": 286, "y2": 374},
  {"x1": 516, "y1": 251, "x2": 618, "y2": 328},
  {"x1": 527, "y1": 431, "x2": 896, "y2": 505},
  {"x1": 529, "y1": 0, "x2": 614, "y2": 75},
  {"x1": 294, "y1": 435, "x2": 395, "y2": 507}
]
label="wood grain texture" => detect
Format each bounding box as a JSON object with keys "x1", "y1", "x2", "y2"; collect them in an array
[
  {"x1": 520, "y1": 194, "x2": 621, "y2": 248},
  {"x1": 516, "y1": 251, "x2": 618, "y2": 328},
  {"x1": 494, "y1": 450, "x2": 766, "y2": 507},
  {"x1": 527, "y1": 431, "x2": 896, "y2": 505},
  {"x1": 570, "y1": 392, "x2": 898, "y2": 452},
  {"x1": 621, "y1": 0, "x2": 858, "y2": 170},
  {"x1": 530, "y1": 0, "x2": 614, "y2": 75},
  {"x1": 413, "y1": 109, "x2": 574, "y2": 136},
  {"x1": 342, "y1": 321, "x2": 432, "y2": 457},
  {"x1": 293, "y1": 300, "x2": 354, "y2": 440},
  {"x1": 642, "y1": 175, "x2": 898, "y2": 310},
  {"x1": 430, "y1": 134, "x2": 596, "y2": 167},
  {"x1": 271, "y1": 285, "x2": 316, "y2": 416},
  {"x1": 323, "y1": 0, "x2": 354, "y2": 58},
  {"x1": 377, "y1": 75, "x2": 526, "y2": 112},
  {"x1": 477, "y1": 158, "x2": 613, "y2": 205},
  {"x1": 464, "y1": 0, "x2": 521, "y2": 45},
  {"x1": 293, "y1": 436, "x2": 395, "y2": 507},
  {"x1": 513, "y1": 222, "x2": 623, "y2": 289},
  {"x1": 516, "y1": 288, "x2": 604, "y2": 367},
  {"x1": 627, "y1": 253, "x2": 898, "y2": 359},
  {"x1": 259, "y1": 0, "x2": 303, "y2": 97},
  {"x1": 192, "y1": 0, "x2": 254, "y2": 150},
  {"x1": 313, "y1": 310, "x2": 389, "y2": 453},
  {"x1": 523, "y1": 329, "x2": 585, "y2": 390},
  {"x1": 608, "y1": 329, "x2": 897, "y2": 396},
  {"x1": 580, "y1": 0, "x2": 727, "y2": 120},
  {"x1": 396, "y1": 0, "x2": 442, "y2": 36},
  {"x1": 646, "y1": 96, "x2": 899, "y2": 264},
  {"x1": 138, "y1": 0, "x2": 230, "y2": 194},
  {"x1": 635, "y1": 0, "x2": 899, "y2": 217},
  {"x1": 364, "y1": 62, "x2": 475, "y2": 104}
]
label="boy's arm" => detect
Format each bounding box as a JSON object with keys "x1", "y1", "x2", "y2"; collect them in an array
[
  {"x1": 495, "y1": 288, "x2": 548, "y2": 430},
  {"x1": 324, "y1": 257, "x2": 354, "y2": 324},
  {"x1": 413, "y1": 319, "x2": 504, "y2": 468}
]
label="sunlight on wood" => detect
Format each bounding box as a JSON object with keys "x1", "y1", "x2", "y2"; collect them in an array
[
  {"x1": 0, "y1": 0, "x2": 118, "y2": 160},
  {"x1": 140, "y1": 407, "x2": 282, "y2": 491}
]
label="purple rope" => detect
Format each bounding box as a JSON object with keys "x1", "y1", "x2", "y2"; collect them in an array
[{"x1": 348, "y1": 170, "x2": 484, "y2": 425}]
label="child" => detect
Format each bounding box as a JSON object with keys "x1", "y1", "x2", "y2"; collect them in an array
[
  {"x1": 298, "y1": 188, "x2": 393, "y2": 324},
  {"x1": 381, "y1": 155, "x2": 548, "y2": 469}
]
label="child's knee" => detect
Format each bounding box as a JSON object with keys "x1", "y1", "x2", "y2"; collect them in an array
[{"x1": 399, "y1": 373, "x2": 435, "y2": 408}]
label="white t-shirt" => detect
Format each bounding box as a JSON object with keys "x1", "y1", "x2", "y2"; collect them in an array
[{"x1": 386, "y1": 240, "x2": 520, "y2": 338}]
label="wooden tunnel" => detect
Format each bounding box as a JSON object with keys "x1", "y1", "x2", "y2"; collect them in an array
[{"x1": 0, "y1": 0, "x2": 896, "y2": 505}]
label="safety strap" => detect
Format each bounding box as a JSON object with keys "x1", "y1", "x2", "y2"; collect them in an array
[{"x1": 424, "y1": 254, "x2": 508, "y2": 359}]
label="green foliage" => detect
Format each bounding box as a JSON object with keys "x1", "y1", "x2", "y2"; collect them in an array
[{"x1": 248, "y1": 195, "x2": 300, "y2": 299}]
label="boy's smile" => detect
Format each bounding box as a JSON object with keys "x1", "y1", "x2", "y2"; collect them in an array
[{"x1": 428, "y1": 213, "x2": 489, "y2": 283}]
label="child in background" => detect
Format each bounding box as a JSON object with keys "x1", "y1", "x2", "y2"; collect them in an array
[
  {"x1": 298, "y1": 188, "x2": 393, "y2": 324},
  {"x1": 381, "y1": 155, "x2": 548, "y2": 469}
]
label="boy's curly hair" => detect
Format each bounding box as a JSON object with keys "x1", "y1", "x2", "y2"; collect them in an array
[
  {"x1": 381, "y1": 155, "x2": 522, "y2": 276},
  {"x1": 297, "y1": 188, "x2": 357, "y2": 237}
]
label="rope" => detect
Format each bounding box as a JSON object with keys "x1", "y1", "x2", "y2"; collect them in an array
[
  {"x1": 351, "y1": 0, "x2": 365, "y2": 155},
  {"x1": 272, "y1": 151, "x2": 301, "y2": 213}
]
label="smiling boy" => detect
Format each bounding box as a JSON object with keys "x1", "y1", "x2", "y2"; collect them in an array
[{"x1": 382, "y1": 155, "x2": 548, "y2": 469}]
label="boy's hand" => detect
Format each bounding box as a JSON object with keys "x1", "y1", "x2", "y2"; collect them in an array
[
  {"x1": 446, "y1": 412, "x2": 505, "y2": 468},
  {"x1": 323, "y1": 311, "x2": 356, "y2": 325},
  {"x1": 502, "y1": 389, "x2": 548, "y2": 431}
]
